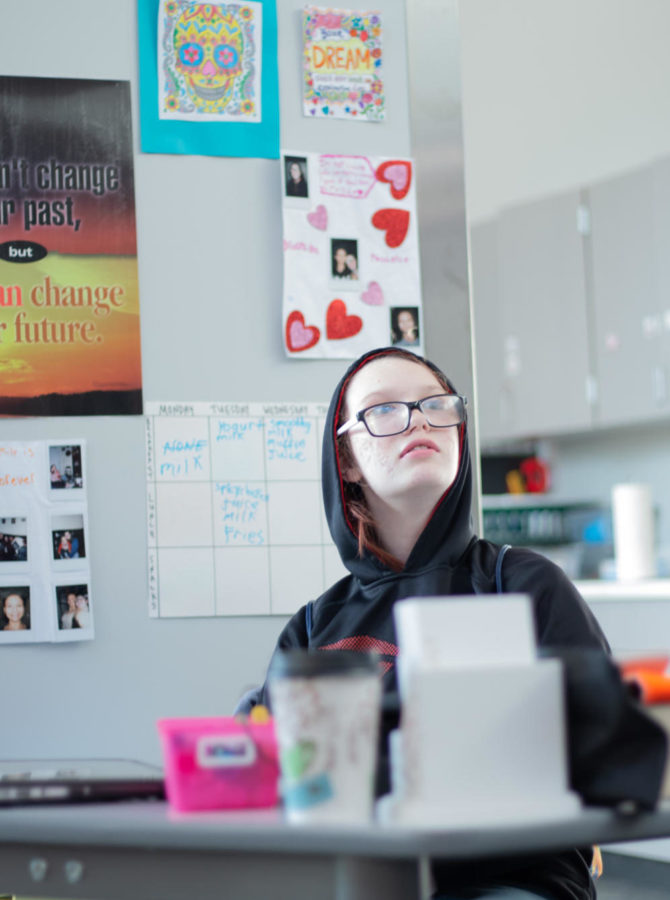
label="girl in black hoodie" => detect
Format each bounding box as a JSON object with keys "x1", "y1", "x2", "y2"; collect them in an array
[{"x1": 255, "y1": 347, "x2": 609, "y2": 900}]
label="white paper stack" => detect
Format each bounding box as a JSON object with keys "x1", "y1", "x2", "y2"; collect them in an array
[{"x1": 378, "y1": 595, "x2": 580, "y2": 827}]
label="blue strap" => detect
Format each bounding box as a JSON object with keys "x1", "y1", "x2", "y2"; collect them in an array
[
  {"x1": 305, "y1": 600, "x2": 313, "y2": 641},
  {"x1": 496, "y1": 544, "x2": 512, "y2": 593}
]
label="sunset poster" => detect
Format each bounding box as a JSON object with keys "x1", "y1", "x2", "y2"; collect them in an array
[{"x1": 0, "y1": 76, "x2": 142, "y2": 416}]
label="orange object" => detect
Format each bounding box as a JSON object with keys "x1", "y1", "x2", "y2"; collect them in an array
[
  {"x1": 505, "y1": 469, "x2": 525, "y2": 494},
  {"x1": 619, "y1": 655, "x2": 670, "y2": 677},
  {"x1": 623, "y1": 670, "x2": 670, "y2": 705},
  {"x1": 591, "y1": 845, "x2": 603, "y2": 879}
]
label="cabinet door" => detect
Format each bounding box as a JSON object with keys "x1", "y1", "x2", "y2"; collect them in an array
[
  {"x1": 589, "y1": 167, "x2": 660, "y2": 425},
  {"x1": 497, "y1": 191, "x2": 592, "y2": 437},
  {"x1": 470, "y1": 220, "x2": 509, "y2": 444},
  {"x1": 652, "y1": 157, "x2": 670, "y2": 414}
]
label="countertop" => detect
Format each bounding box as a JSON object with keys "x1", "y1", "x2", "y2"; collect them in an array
[{"x1": 574, "y1": 579, "x2": 670, "y2": 602}]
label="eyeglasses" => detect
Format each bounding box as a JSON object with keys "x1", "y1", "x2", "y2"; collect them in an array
[{"x1": 337, "y1": 393, "x2": 467, "y2": 438}]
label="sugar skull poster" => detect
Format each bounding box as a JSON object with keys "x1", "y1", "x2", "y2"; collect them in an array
[
  {"x1": 303, "y1": 7, "x2": 384, "y2": 121},
  {"x1": 0, "y1": 76, "x2": 142, "y2": 417},
  {"x1": 159, "y1": 1, "x2": 262, "y2": 122},
  {"x1": 281, "y1": 151, "x2": 422, "y2": 360},
  {"x1": 138, "y1": 0, "x2": 279, "y2": 158}
]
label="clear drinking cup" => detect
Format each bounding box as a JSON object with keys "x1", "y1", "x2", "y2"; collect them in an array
[{"x1": 268, "y1": 649, "x2": 381, "y2": 824}]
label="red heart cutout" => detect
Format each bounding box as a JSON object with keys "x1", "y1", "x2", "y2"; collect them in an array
[
  {"x1": 326, "y1": 299, "x2": 363, "y2": 340},
  {"x1": 371, "y1": 208, "x2": 410, "y2": 248},
  {"x1": 376, "y1": 160, "x2": 412, "y2": 200},
  {"x1": 285, "y1": 310, "x2": 320, "y2": 352}
]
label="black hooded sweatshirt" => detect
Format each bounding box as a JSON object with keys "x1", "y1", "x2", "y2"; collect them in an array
[{"x1": 259, "y1": 347, "x2": 609, "y2": 900}]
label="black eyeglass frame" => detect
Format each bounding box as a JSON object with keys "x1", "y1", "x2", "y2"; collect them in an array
[{"x1": 336, "y1": 393, "x2": 468, "y2": 438}]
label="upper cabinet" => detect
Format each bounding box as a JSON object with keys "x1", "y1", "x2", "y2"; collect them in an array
[
  {"x1": 652, "y1": 157, "x2": 670, "y2": 414},
  {"x1": 588, "y1": 167, "x2": 664, "y2": 426},
  {"x1": 471, "y1": 159, "x2": 670, "y2": 444},
  {"x1": 472, "y1": 192, "x2": 591, "y2": 444}
]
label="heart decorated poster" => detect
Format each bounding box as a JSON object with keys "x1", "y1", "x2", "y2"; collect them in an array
[{"x1": 281, "y1": 151, "x2": 422, "y2": 359}]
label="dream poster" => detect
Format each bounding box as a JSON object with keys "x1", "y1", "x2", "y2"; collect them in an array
[{"x1": 0, "y1": 76, "x2": 142, "y2": 417}]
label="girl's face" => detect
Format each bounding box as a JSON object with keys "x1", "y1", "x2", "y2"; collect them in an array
[
  {"x1": 397, "y1": 310, "x2": 416, "y2": 335},
  {"x1": 341, "y1": 356, "x2": 460, "y2": 507},
  {"x1": 76, "y1": 596, "x2": 88, "y2": 611},
  {"x1": 4, "y1": 593, "x2": 25, "y2": 624},
  {"x1": 289, "y1": 162, "x2": 302, "y2": 181},
  {"x1": 334, "y1": 247, "x2": 347, "y2": 266}
]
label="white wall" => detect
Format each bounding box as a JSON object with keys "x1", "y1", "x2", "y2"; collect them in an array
[
  {"x1": 460, "y1": 0, "x2": 670, "y2": 224},
  {"x1": 1, "y1": 0, "x2": 473, "y2": 766},
  {"x1": 0, "y1": 0, "x2": 413, "y2": 764},
  {"x1": 460, "y1": 0, "x2": 670, "y2": 567}
]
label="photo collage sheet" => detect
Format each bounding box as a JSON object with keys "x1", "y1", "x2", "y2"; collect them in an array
[
  {"x1": 0, "y1": 441, "x2": 92, "y2": 644},
  {"x1": 282, "y1": 150, "x2": 423, "y2": 358}
]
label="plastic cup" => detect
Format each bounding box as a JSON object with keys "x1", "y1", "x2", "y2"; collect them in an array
[{"x1": 268, "y1": 649, "x2": 381, "y2": 824}]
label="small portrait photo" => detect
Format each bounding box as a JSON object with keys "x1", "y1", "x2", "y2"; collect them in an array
[
  {"x1": 331, "y1": 238, "x2": 360, "y2": 283},
  {"x1": 1, "y1": 586, "x2": 31, "y2": 632},
  {"x1": 49, "y1": 444, "x2": 84, "y2": 491},
  {"x1": 56, "y1": 584, "x2": 91, "y2": 631},
  {"x1": 0, "y1": 517, "x2": 28, "y2": 563},
  {"x1": 284, "y1": 155, "x2": 309, "y2": 199},
  {"x1": 390, "y1": 306, "x2": 421, "y2": 348},
  {"x1": 52, "y1": 514, "x2": 86, "y2": 561}
]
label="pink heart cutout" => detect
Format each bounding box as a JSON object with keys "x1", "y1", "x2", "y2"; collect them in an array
[
  {"x1": 307, "y1": 204, "x2": 328, "y2": 230},
  {"x1": 376, "y1": 160, "x2": 412, "y2": 200},
  {"x1": 383, "y1": 164, "x2": 409, "y2": 193},
  {"x1": 285, "y1": 310, "x2": 320, "y2": 352},
  {"x1": 361, "y1": 281, "x2": 384, "y2": 306},
  {"x1": 290, "y1": 320, "x2": 314, "y2": 349}
]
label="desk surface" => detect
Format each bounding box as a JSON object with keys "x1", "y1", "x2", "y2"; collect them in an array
[
  {"x1": 3, "y1": 800, "x2": 670, "y2": 900},
  {"x1": 3, "y1": 798, "x2": 670, "y2": 858}
]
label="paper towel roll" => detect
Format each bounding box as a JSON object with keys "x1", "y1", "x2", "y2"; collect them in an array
[{"x1": 612, "y1": 483, "x2": 656, "y2": 581}]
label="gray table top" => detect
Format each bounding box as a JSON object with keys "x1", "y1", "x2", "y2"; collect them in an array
[{"x1": 2, "y1": 800, "x2": 670, "y2": 861}]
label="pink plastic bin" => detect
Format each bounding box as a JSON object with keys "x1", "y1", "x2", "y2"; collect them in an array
[{"x1": 158, "y1": 717, "x2": 279, "y2": 812}]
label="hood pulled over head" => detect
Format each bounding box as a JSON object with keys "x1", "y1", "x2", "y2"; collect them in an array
[{"x1": 321, "y1": 347, "x2": 474, "y2": 582}]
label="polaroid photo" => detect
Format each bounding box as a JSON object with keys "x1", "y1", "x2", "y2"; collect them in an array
[
  {"x1": 55, "y1": 582, "x2": 92, "y2": 636},
  {"x1": 0, "y1": 584, "x2": 32, "y2": 640},
  {"x1": 283, "y1": 154, "x2": 310, "y2": 206},
  {"x1": 51, "y1": 512, "x2": 87, "y2": 566},
  {"x1": 390, "y1": 305, "x2": 421, "y2": 350},
  {"x1": 329, "y1": 237, "x2": 361, "y2": 291},
  {"x1": 0, "y1": 516, "x2": 28, "y2": 570},
  {"x1": 48, "y1": 444, "x2": 85, "y2": 497}
]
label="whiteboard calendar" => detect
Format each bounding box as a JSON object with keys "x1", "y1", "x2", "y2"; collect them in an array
[{"x1": 144, "y1": 401, "x2": 347, "y2": 618}]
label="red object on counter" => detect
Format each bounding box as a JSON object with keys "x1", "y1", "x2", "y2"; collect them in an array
[{"x1": 519, "y1": 457, "x2": 550, "y2": 493}]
